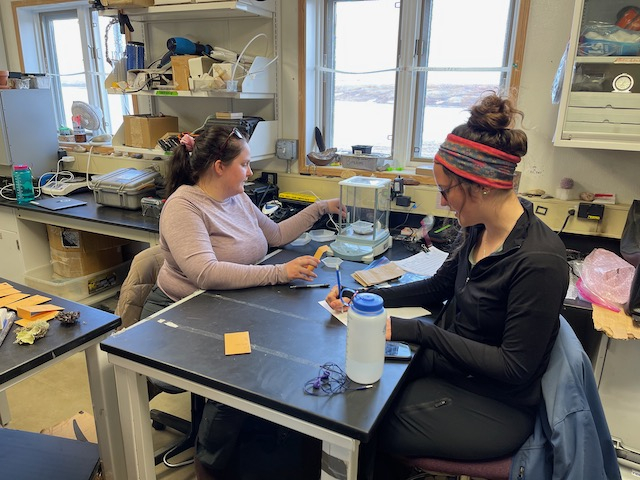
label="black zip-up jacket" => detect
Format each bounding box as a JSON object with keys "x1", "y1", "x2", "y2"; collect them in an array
[{"x1": 370, "y1": 199, "x2": 569, "y2": 409}]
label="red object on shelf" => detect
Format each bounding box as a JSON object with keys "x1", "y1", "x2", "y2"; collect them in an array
[{"x1": 616, "y1": 7, "x2": 640, "y2": 31}]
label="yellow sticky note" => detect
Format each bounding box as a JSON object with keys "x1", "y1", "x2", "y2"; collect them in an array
[{"x1": 224, "y1": 331, "x2": 251, "y2": 356}]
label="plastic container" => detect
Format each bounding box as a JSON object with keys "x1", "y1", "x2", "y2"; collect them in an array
[
  {"x1": 340, "y1": 153, "x2": 390, "y2": 172},
  {"x1": 12, "y1": 165, "x2": 35, "y2": 204},
  {"x1": 351, "y1": 145, "x2": 372, "y2": 154},
  {"x1": 346, "y1": 293, "x2": 386, "y2": 384},
  {"x1": 24, "y1": 261, "x2": 131, "y2": 302},
  {"x1": 90, "y1": 168, "x2": 160, "y2": 210}
]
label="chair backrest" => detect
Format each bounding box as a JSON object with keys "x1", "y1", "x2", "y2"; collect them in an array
[
  {"x1": 511, "y1": 316, "x2": 621, "y2": 479},
  {"x1": 115, "y1": 245, "x2": 164, "y2": 328}
]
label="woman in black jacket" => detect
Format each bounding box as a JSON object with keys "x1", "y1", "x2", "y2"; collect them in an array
[{"x1": 326, "y1": 93, "x2": 569, "y2": 476}]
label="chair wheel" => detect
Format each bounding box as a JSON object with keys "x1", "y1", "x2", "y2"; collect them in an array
[{"x1": 152, "y1": 420, "x2": 166, "y2": 431}]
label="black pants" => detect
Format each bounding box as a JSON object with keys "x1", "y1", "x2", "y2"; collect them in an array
[
  {"x1": 378, "y1": 375, "x2": 535, "y2": 460},
  {"x1": 358, "y1": 375, "x2": 536, "y2": 480}
]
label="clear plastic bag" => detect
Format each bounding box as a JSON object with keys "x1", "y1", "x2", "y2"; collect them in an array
[{"x1": 580, "y1": 248, "x2": 635, "y2": 308}]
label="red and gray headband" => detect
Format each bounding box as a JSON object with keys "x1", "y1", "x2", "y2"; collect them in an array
[{"x1": 434, "y1": 134, "x2": 521, "y2": 189}]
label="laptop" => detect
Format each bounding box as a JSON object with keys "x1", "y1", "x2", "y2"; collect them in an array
[{"x1": 30, "y1": 196, "x2": 87, "y2": 211}]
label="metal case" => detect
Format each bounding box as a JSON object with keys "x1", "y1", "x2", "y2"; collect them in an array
[{"x1": 89, "y1": 168, "x2": 160, "y2": 210}]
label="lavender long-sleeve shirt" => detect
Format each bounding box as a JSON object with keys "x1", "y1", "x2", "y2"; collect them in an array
[{"x1": 156, "y1": 185, "x2": 330, "y2": 300}]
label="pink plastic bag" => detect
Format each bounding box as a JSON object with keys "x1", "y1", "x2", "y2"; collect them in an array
[{"x1": 581, "y1": 248, "x2": 635, "y2": 307}]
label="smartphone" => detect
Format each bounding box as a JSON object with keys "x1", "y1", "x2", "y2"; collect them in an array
[{"x1": 385, "y1": 341, "x2": 413, "y2": 361}]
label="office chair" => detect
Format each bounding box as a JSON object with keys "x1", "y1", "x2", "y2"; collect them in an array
[
  {"x1": 399, "y1": 316, "x2": 620, "y2": 480},
  {"x1": 115, "y1": 245, "x2": 205, "y2": 467}
]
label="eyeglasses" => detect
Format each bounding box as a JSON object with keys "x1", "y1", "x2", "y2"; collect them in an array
[
  {"x1": 221, "y1": 127, "x2": 243, "y2": 154},
  {"x1": 438, "y1": 182, "x2": 461, "y2": 202}
]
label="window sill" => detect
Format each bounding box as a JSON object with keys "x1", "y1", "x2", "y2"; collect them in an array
[{"x1": 297, "y1": 163, "x2": 436, "y2": 186}]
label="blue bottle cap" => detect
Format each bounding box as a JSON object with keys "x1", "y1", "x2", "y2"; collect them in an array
[{"x1": 351, "y1": 293, "x2": 384, "y2": 314}]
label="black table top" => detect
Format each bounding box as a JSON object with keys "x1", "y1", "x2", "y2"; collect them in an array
[
  {"x1": 0, "y1": 278, "x2": 121, "y2": 386},
  {"x1": 101, "y1": 249, "x2": 431, "y2": 442},
  {"x1": 0, "y1": 192, "x2": 160, "y2": 233},
  {"x1": 0, "y1": 428, "x2": 100, "y2": 480}
]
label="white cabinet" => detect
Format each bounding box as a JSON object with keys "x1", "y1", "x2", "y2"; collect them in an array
[
  {"x1": 553, "y1": 0, "x2": 640, "y2": 151},
  {"x1": 102, "y1": 1, "x2": 279, "y2": 160},
  {"x1": 0, "y1": 208, "x2": 50, "y2": 283}
]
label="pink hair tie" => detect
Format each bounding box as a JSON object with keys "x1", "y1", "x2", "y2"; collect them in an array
[{"x1": 180, "y1": 134, "x2": 195, "y2": 152}]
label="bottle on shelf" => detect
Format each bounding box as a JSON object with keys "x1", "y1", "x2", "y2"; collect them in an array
[
  {"x1": 12, "y1": 164, "x2": 35, "y2": 204},
  {"x1": 72, "y1": 115, "x2": 87, "y2": 143}
]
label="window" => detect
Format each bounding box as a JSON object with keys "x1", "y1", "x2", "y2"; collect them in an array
[
  {"x1": 14, "y1": 1, "x2": 131, "y2": 136},
  {"x1": 313, "y1": 0, "x2": 527, "y2": 168}
]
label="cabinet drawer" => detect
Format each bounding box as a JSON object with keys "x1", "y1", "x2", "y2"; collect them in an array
[
  {"x1": 568, "y1": 92, "x2": 640, "y2": 109},
  {"x1": 566, "y1": 106, "x2": 640, "y2": 124},
  {"x1": 564, "y1": 121, "x2": 640, "y2": 136}
]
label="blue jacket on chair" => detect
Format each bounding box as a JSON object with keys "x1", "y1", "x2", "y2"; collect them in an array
[{"x1": 510, "y1": 317, "x2": 621, "y2": 479}]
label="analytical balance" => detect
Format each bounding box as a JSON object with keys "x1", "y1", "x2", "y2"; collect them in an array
[{"x1": 330, "y1": 176, "x2": 392, "y2": 263}]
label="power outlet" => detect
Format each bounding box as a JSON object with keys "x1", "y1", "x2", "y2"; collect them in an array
[
  {"x1": 577, "y1": 202, "x2": 605, "y2": 221},
  {"x1": 276, "y1": 139, "x2": 298, "y2": 160}
]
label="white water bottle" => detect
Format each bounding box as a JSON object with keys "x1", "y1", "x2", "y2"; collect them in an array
[{"x1": 346, "y1": 293, "x2": 386, "y2": 384}]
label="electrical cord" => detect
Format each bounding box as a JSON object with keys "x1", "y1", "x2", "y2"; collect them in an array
[
  {"x1": 303, "y1": 363, "x2": 373, "y2": 396},
  {"x1": 557, "y1": 208, "x2": 576, "y2": 235}
]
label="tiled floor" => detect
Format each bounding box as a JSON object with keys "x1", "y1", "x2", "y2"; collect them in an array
[{"x1": 4, "y1": 352, "x2": 197, "y2": 479}]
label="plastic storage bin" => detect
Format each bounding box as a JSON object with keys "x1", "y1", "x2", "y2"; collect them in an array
[
  {"x1": 340, "y1": 153, "x2": 391, "y2": 172},
  {"x1": 90, "y1": 168, "x2": 160, "y2": 210},
  {"x1": 24, "y1": 261, "x2": 131, "y2": 302}
]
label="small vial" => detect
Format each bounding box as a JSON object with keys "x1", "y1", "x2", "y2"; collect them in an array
[{"x1": 12, "y1": 165, "x2": 35, "y2": 204}]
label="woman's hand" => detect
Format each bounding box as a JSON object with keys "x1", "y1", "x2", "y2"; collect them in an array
[
  {"x1": 325, "y1": 285, "x2": 351, "y2": 312},
  {"x1": 326, "y1": 198, "x2": 346, "y2": 218},
  {"x1": 285, "y1": 256, "x2": 320, "y2": 281},
  {"x1": 386, "y1": 316, "x2": 392, "y2": 341}
]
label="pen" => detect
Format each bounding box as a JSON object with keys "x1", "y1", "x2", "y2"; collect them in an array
[{"x1": 289, "y1": 283, "x2": 330, "y2": 289}]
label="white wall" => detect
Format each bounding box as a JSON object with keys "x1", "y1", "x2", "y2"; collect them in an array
[
  {"x1": 1, "y1": 1, "x2": 638, "y2": 204},
  {"x1": 516, "y1": 0, "x2": 640, "y2": 205}
]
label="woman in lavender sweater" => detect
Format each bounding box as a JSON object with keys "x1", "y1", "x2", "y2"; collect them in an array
[{"x1": 141, "y1": 125, "x2": 341, "y2": 479}]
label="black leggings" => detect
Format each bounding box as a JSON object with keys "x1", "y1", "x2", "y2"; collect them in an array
[{"x1": 378, "y1": 375, "x2": 535, "y2": 461}]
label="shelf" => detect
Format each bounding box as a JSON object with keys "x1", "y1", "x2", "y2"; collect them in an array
[
  {"x1": 575, "y1": 56, "x2": 640, "y2": 64},
  {"x1": 110, "y1": 120, "x2": 277, "y2": 161},
  {"x1": 101, "y1": 1, "x2": 274, "y2": 22},
  {"x1": 107, "y1": 88, "x2": 275, "y2": 100}
]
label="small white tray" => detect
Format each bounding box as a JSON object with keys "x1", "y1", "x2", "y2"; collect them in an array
[
  {"x1": 289, "y1": 232, "x2": 311, "y2": 247},
  {"x1": 309, "y1": 229, "x2": 336, "y2": 242}
]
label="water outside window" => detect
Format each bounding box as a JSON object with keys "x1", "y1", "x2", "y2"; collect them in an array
[{"x1": 329, "y1": 0, "x2": 513, "y2": 160}]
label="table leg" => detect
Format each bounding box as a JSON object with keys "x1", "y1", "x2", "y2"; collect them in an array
[
  {"x1": 84, "y1": 345, "x2": 127, "y2": 480},
  {"x1": 321, "y1": 439, "x2": 359, "y2": 480},
  {"x1": 113, "y1": 364, "x2": 156, "y2": 480},
  {"x1": 0, "y1": 390, "x2": 10, "y2": 426}
]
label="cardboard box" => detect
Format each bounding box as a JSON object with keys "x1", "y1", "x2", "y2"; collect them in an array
[
  {"x1": 47, "y1": 225, "x2": 129, "y2": 277},
  {"x1": 124, "y1": 115, "x2": 179, "y2": 149},
  {"x1": 171, "y1": 54, "x2": 198, "y2": 90},
  {"x1": 50, "y1": 247, "x2": 124, "y2": 278}
]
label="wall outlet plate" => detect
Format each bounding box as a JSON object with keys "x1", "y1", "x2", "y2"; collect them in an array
[{"x1": 276, "y1": 139, "x2": 298, "y2": 160}]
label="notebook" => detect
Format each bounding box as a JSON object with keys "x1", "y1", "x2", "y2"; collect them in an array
[{"x1": 30, "y1": 196, "x2": 87, "y2": 211}]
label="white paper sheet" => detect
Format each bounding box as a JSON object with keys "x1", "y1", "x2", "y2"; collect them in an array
[
  {"x1": 392, "y1": 248, "x2": 449, "y2": 276},
  {"x1": 319, "y1": 300, "x2": 430, "y2": 326}
]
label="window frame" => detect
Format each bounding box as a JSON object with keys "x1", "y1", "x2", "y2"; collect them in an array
[
  {"x1": 12, "y1": 0, "x2": 128, "y2": 134},
  {"x1": 298, "y1": 0, "x2": 531, "y2": 179}
]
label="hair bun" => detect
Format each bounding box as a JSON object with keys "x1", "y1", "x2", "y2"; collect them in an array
[{"x1": 467, "y1": 94, "x2": 514, "y2": 133}]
